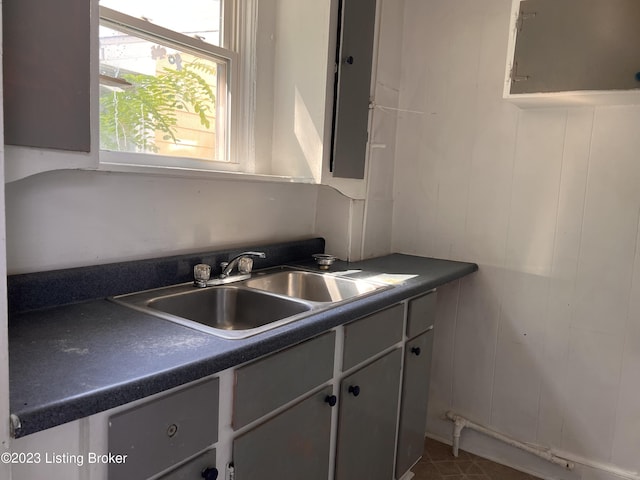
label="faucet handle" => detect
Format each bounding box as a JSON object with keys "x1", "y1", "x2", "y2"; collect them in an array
[
  {"x1": 193, "y1": 263, "x2": 211, "y2": 288},
  {"x1": 237, "y1": 257, "x2": 254, "y2": 274}
]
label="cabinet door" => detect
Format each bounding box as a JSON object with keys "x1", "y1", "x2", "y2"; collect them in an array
[
  {"x1": 511, "y1": 0, "x2": 640, "y2": 94},
  {"x1": 233, "y1": 387, "x2": 334, "y2": 480},
  {"x1": 335, "y1": 348, "x2": 402, "y2": 480},
  {"x1": 330, "y1": 0, "x2": 377, "y2": 179},
  {"x1": 3, "y1": 0, "x2": 90, "y2": 151},
  {"x1": 396, "y1": 330, "x2": 434, "y2": 477}
]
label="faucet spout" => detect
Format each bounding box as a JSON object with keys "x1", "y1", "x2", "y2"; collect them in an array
[{"x1": 220, "y1": 251, "x2": 266, "y2": 278}]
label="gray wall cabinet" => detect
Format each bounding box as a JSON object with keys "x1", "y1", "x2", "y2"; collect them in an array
[
  {"x1": 331, "y1": 0, "x2": 377, "y2": 179},
  {"x1": 510, "y1": 0, "x2": 640, "y2": 94},
  {"x1": 3, "y1": 0, "x2": 91, "y2": 151}
]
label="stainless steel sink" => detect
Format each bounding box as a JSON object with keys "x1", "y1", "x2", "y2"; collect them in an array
[
  {"x1": 242, "y1": 270, "x2": 383, "y2": 302},
  {"x1": 111, "y1": 268, "x2": 390, "y2": 340},
  {"x1": 112, "y1": 284, "x2": 313, "y2": 339}
]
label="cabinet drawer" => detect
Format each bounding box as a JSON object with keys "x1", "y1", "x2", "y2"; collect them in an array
[
  {"x1": 108, "y1": 377, "x2": 219, "y2": 480},
  {"x1": 343, "y1": 304, "x2": 403, "y2": 371},
  {"x1": 233, "y1": 331, "x2": 335, "y2": 429},
  {"x1": 407, "y1": 291, "x2": 436, "y2": 338}
]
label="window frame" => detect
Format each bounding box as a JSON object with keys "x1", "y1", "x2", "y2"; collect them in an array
[{"x1": 98, "y1": 3, "x2": 242, "y2": 172}]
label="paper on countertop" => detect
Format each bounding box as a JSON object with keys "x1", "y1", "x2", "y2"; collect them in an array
[
  {"x1": 329, "y1": 270, "x2": 418, "y2": 285},
  {"x1": 364, "y1": 273, "x2": 418, "y2": 285},
  {"x1": 331, "y1": 270, "x2": 362, "y2": 276}
]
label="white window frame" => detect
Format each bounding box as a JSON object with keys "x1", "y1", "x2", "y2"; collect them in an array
[{"x1": 98, "y1": 2, "x2": 246, "y2": 173}]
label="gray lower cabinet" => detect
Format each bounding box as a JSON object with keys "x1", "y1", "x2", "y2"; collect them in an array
[
  {"x1": 233, "y1": 387, "x2": 334, "y2": 480},
  {"x1": 108, "y1": 377, "x2": 219, "y2": 480},
  {"x1": 396, "y1": 329, "x2": 435, "y2": 477},
  {"x1": 335, "y1": 348, "x2": 403, "y2": 480}
]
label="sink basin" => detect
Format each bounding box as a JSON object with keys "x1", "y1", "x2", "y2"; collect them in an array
[
  {"x1": 243, "y1": 270, "x2": 384, "y2": 302},
  {"x1": 112, "y1": 285, "x2": 312, "y2": 339},
  {"x1": 111, "y1": 268, "x2": 390, "y2": 339}
]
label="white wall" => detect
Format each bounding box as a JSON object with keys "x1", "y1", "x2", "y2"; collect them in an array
[
  {"x1": 5, "y1": 170, "x2": 318, "y2": 274},
  {"x1": 391, "y1": 0, "x2": 640, "y2": 478},
  {"x1": 268, "y1": 0, "x2": 331, "y2": 182}
]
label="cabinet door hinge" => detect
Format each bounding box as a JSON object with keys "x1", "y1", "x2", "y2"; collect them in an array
[
  {"x1": 510, "y1": 61, "x2": 530, "y2": 84},
  {"x1": 516, "y1": 10, "x2": 537, "y2": 32}
]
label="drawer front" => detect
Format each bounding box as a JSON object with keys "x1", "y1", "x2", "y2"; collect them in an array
[
  {"x1": 407, "y1": 291, "x2": 436, "y2": 338},
  {"x1": 159, "y1": 449, "x2": 217, "y2": 480},
  {"x1": 108, "y1": 378, "x2": 219, "y2": 480},
  {"x1": 233, "y1": 331, "x2": 335, "y2": 429},
  {"x1": 343, "y1": 304, "x2": 403, "y2": 371}
]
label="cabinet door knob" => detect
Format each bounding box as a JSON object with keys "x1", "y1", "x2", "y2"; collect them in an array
[
  {"x1": 411, "y1": 347, "x2": 422, "y2": 356},
  {"x1": 348, "y1": 385, "x2": 361, "y2": 397},
  {"x1": 325, "y1": 395, "x2": 338, "y2": 407},
  {"x1": 201, "y1": 466, "x2": 218, "y2": 480},
  {"x1": 345, "y1": 55, "x2": 354, "y2": 65}
]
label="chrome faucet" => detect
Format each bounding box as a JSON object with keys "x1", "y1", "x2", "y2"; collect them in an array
[{"x1": 220, "y1": 251, "x2": 266, "y2": 278}]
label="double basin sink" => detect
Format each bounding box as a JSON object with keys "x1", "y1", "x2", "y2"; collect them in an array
[{"x1": 111, "y1": 268, "x2": 389, "y2": 339}]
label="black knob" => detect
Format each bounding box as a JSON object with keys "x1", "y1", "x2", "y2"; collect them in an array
[
  {"x1": 411, "y1": 347, "x2": 421, "y2": 356},
  {"x1": 325, "y1": 395, "x2": 337, "y2": 407},
  {"x1": 345, "y1": 55, "x2": 354, "y2": 65},
  {"x1": 201, "y1": 467, "x2": 218, "y2": 480},
  {"x1": 348, "y1": 385, "x2": 360, "y2": 397}
]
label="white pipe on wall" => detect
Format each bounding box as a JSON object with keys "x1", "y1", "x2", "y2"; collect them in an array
[{"x1": 445, "y1": 411, "x2": 575, "y2": 470}]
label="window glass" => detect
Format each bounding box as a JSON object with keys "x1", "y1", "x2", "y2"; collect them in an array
[
  {"x1": 99, "y1": 0, "x2": 222, "y2": 46},
  {"x1": 99, "y1": 25, "x2": 226, "y2": 161}
]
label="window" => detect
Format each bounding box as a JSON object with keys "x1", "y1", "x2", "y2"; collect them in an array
[{"x1": 98, "y1": 1, "x2": 237, "y2": 168}]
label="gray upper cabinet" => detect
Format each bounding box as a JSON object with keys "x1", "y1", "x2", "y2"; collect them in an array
[
  {"x1": 331, "y1": 0, "x2": 377, "y2": 179},
  {"x1": 335, "y1": 348, "x2": 402, "y2": 480},
  {"x1": 510, "y1": 0, "x2": 640, "y2": 94},
  {"x1": 3, "y1": 0, "x2": 90, "y2": 151}
]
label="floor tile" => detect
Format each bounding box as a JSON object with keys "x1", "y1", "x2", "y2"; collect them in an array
[{"x1": 411, "y1": 438, "x2": 542, "y2": 480}]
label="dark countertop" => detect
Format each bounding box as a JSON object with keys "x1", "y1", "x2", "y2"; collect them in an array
[{"x1": 9, "y1": 248, "x2": 477, "y2": 438}]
